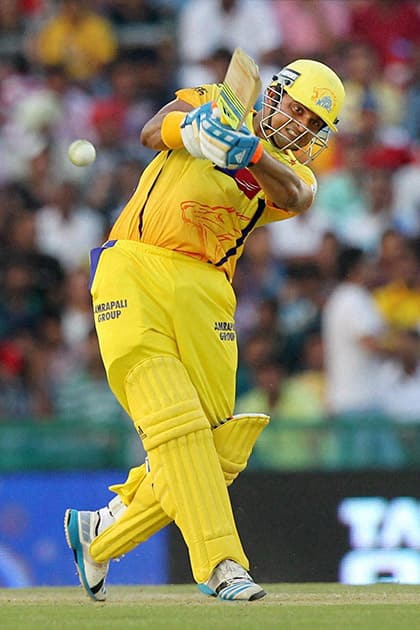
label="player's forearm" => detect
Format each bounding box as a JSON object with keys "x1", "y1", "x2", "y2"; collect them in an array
[
  {"x1": 361, "y1": 331, "x2": 407, "y2": 356},
  {"x1": 140, "y1": 112, "x2": 169, "y2": 151},
  {"x1": 249, "y1": 151, "x2": 314, "y2": 213}
]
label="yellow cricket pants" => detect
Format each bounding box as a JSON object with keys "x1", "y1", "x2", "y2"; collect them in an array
[
  {"x1": 89, "y1": 240, "x2": 248, "y2": 581},
  {"x1": 90, "y1": 240, "x2": 237, "y2": 424}
]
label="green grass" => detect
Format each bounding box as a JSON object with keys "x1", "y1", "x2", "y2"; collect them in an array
[{"x1": 1, "y1": 584, "x2": 420, "y2": 630}]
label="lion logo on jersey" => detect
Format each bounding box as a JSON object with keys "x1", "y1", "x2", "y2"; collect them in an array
[
  {"x1": 311, "y1": 87, "x2": 336, "y2": 113},
  {"x1": 180, "y1": 200, "x2": 248, "y2": 262}
]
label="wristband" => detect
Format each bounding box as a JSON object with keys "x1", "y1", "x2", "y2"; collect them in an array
[
  {"x1": 160, "y1": 111, "x2": 186, "y2": 149},
  {"x1": 249, "y1": 141, "x2": 264, "y2": 166}
]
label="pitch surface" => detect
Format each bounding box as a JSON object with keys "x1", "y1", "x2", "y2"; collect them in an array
[{"x1": 1, "y1": 584, "x2": 420, "y2": 629}]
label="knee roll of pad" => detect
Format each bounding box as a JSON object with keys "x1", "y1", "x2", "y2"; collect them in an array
[{"x1": 124, "y1": 356, "x2": 210, "y2": 452}]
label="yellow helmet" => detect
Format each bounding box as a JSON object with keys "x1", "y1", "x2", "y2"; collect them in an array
[
  {"x1": 260, "y1": 59, "x2": 345, "y2": 162},
  {"x1": 273, "y1": 59, "x2": 345, "y2": 132}
]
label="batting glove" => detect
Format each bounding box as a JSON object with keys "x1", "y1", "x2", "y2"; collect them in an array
[
  {"x1": 199, "y1": 114, "x2": 263, "y2": 169},
  {"x1": 180, "y1": 102, "x2": 214, "y2": 159}
]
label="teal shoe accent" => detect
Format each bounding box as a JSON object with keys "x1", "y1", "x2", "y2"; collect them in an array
[{"x1": 197, "y1": 583, "x2": 216, "y2": 597}]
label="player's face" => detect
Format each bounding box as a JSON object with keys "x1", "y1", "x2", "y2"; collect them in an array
[
  {"x1": 273, "y1": 93, "x2": 324, "y2": 147},
  {"x1": 259, "y1": 89, "x2": 327, "y2": 154}
]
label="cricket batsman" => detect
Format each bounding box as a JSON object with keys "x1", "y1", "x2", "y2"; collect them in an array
[{"x1": 64, "y1": 58, "x2": 345, "y2": 601}]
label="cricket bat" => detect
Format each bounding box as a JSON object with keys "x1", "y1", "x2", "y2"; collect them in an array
[{"x1": 215, "y1": 47, "x2": 262, "y2": 130}]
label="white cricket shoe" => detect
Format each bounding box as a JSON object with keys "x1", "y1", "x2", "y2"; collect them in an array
[
  {"x1": 199, "y1": 559, "x2": 267, "y2": 601},
  {"x1": 64, "y1": 508, "x2": 109, "y2": 601}
]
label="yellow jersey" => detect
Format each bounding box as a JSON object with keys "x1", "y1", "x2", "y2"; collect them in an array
[
  {"x1": 109, "y1": 84, "x2": 317, "y2": 282},
  {"x1": 36, "y1": 12, "x2": 117, "y2": 81},
  {"x1": 373, "y1": 282, "x2": 420, "y2": 330}
]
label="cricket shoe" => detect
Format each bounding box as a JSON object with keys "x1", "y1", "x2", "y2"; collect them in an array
[
  {"x1": 198, "y1": 559, "x2": 267, "y2": 601},
  {"x1": 64, "y1": 508, "x2": 109, "y2": 601}
]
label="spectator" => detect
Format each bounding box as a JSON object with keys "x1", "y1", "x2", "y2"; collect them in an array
[
  {"x1": 0, "y1": 208, "x2": 65, "y2": 315},
  {"x1": 339, "y1": 41, "x2": 405, "y2": 138},
  {"x1": 32, "y1": 0, "x2": 118, "y2": 84},
  {"x1": 373, "y1": 228, "x2": 408, "y2": 286},
  {"x1": 348, "y1": 167, "x2": 396, "y2": 253},
  {"x1": 312, "y1": 136, "x2": 369, "y2": 243},
  {"x1": 0, "y1": 181, "x2": 38, "y2": 244},
  {"x1": 35, "y1": 179, "x2": 105, "y2": 272},
  {"x1": 236, "y1": 330, "x2": 277, "y2": 398},
  {"x1": 0, "y1": 259, "x2": 43, "y2": 340},
  {"x1": 277, "y1": 262, "x2": 324, "y2": 373},
  {"x1": 373, "y1": 239, "x2": 420, "y2": 331},
  {"x1": 322, "y1": 246, "x2": 404, "y2": 467},
  {"x1": 323, "y1": 246, "x2": 389, "y2": 416}
]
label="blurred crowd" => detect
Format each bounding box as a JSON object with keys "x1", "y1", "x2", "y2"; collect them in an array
[{"x1": 0, "y1": 0, "x2": 420, "y2": 468}]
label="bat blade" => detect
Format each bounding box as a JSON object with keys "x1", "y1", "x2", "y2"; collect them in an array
[{"x1": 216, "y1": 48, "x2": 262, "y2": 130}]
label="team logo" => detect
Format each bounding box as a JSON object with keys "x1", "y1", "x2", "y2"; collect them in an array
[
  {"x1": 181, "y1": 200, "x2": 248, "y2": 261},
  {"x1": 312, "y1": 87, "x2": 336, "y2": 113}
]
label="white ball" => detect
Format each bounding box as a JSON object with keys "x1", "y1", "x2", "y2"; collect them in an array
[{"x1": 68, "y1": 139, "x2": 96, "y2": 167}]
